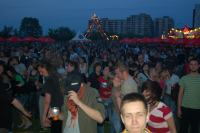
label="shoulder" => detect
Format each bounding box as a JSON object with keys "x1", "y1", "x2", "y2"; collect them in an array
[
  {"x1": 85, "y1": 85, "x2": 99, "y2": 96},
  {"x1": 172, "y1": 74, "x2": 179, "y2": 80},
  {"x1": 158, "y1": 102, "x2": 172, "y2": 119}
]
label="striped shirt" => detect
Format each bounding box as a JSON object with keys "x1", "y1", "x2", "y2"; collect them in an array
[
  {"x1": 179, "y1": 74, "x2": 200, "y2": 109},
  {"x1": 147, "y1": 102, "x2": 172, "y2": 133}
]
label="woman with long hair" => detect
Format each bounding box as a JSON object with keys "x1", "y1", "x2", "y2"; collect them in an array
[
  {"x1": 37, "y1": 60, "x2": 63, "y2": 133},
  {"x1": 142, "y1": 80, "x2": 177, "y2": 133}
]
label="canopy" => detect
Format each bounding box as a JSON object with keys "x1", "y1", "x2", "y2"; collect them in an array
[
  {"x1": 22, "y1": 37, "x2": 37, "y2": 43},
  {"x1": 120, "y1": 37, "x2": 200, "y2": 47},
  {"x1": 70, "y1": 31, "x2": 91, "y2": 42},
  {"x1": 7, "y1": 37, "x2": 22, "y2": 43},
  {"x1": 37, "y1": 37, "x2": 55, "y2": 44}
]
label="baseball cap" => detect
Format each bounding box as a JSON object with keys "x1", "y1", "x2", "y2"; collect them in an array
[{"x1": 65, "y1": 71, "x2": 83, "y2": 93}]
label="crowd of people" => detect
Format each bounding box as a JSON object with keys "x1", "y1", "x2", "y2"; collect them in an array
[{"x1": 0, "y1": 41, "x2": 200, "y2": 133}]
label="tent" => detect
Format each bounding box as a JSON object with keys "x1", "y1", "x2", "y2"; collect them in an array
[{"x1": 70, "y1": 31, "x2": 91, "y2": 42}]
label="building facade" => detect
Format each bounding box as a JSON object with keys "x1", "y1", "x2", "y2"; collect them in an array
[
  {"x1": 154, "y1": 16, "x2": 174, "y2": 37},
  {"x1": 101, "y1": 18, "x2": 127, "y2": 34},
  {"x1": 193, "y1": 4, "x2": 200, "y2": 28},
  {"x1": 126, "y1": 13, "x2": 153, "y2": 37}
]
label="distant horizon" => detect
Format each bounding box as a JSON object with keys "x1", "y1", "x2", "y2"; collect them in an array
[
  {"x1": 0, "y1": 12, "x2": 196, "y2": 35},
  {"x1": 0, "y1": 0, "x2": 199, "y2": 34}
]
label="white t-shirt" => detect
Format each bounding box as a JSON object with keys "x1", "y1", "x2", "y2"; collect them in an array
[
  {"x1": 165, "y1": 74, "x2": 179, "y2": 95},
  {"x1": 63, "y1": 111, "x2": 80, "y2": 133}
]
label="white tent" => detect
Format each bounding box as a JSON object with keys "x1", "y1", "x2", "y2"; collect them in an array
[{"x1": 70, "y1": 31, "x2": 91, "y2": 42}]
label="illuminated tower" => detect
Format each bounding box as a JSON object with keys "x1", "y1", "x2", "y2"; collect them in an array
[{"x1": 85, "y1": 13, "x2": 109, "y2": 40}]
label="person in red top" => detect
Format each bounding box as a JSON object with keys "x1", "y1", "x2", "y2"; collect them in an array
[{"x1": 97, "y1": 65, "x2": 114, "y2": 133}]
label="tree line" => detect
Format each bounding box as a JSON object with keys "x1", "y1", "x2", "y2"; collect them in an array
[{"x1": 0, "y1": 17, "x2": 75, "y2": 42}]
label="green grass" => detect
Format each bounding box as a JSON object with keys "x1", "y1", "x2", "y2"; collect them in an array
[
  {"x1": 12, "y1": 109, "x2": 110, "y2": 133},
  {"x1": 13, "y1": 119, "x2": 110, "y2": 133},
  {"x1": 13, "y1": 119, "x2": 49, "y2": 133}
]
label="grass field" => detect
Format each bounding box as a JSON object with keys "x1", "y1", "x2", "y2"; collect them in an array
[{"x1": 13, "y1": 119, "x2": 110, "y2": 133}]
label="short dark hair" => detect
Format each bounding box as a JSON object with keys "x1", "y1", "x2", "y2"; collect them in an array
[
  {"x1": 94, "y1": 62, "x2": 101, "y2": 70},
  {"x1": 120, "y1": 93, "x2": 148, "y2": 114},
  {"x1": 37, "y1": 60, "x2": 55, "y2": 73},
  {"x1": 141, "y1": 80, "x2": 162, "y2": 101},
  {"x1": 189, "y1": 57, "x2": 199, "y2": 64}
]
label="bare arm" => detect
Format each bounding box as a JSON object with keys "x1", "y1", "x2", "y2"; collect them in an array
[
  {"x1": 115, "y1": 88, "x2": 122, "y2": 112},
  {"x1": 42, "y1": 93, "x2": 51, "y2": 127},
  {"x1": 166, "y1": 117, "x2": 177, "y2": 133},
  {"x1": 78, "y1": 99, "x2": 104, "y2": 123},
  {"x1": 68, "y1": 91, "x2": 104, "y2": 123},
  {"x1": 43, "y1": 93, "x2": 51, "y2": 118},
  {"x1": 12, "y1": 98, "x2": 31, "y2": 118},
  {"x1": 177, "y1": 87, "x2": 184, "y2": 118}
]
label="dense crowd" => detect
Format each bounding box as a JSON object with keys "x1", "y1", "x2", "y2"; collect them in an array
[{"x1": 0, "y1": 42, "x2": 200, "y2": 133}]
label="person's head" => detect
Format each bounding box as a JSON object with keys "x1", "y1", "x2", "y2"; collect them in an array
[
  {"x1": 94, "y1": 62, "x2": 101, "y2": 73},
  {"x1": 155, "y1": 61, "x2": 162, "y2": 73},
  {"x1": 65, "y1": 71, "x2": 83, "y2": 93},
  {"x1": 189, "y1": 57, "x2": 199, "y2": 73},
  {"x1": 6, "y1": 66, "x2": 17, "y2": 78},
  {"x1": 37, "y1": 60, "x2": 54, "y2": 77},
  {"x1": 115, "y1": 63, "x2": 129, "y2": 80},
  {"x1": 102, "y1": 65, "x2": 110, "y2": 77},
  {"x1": 79, "y1": 57, "x2": 86, "y2": 64},
  {"x1": 148, "y1": 67, "x2": 158, "y2": 81},
  {"x1": 142, "y1": 63, "x2": 149, "y2": 73},
  {"x1": 141, "y1": 80, "x2": 162, "y2": 105},
  {"x1": 8, "y1": 56, "x2": 19, "y2": 66},
  {"x1": 67, "y1": 60, "x2": 78, "y2": 73},
  {"x1": 0, "y1": 62, "x2": 5, "y2": 75},
  {"x1": 137, "y1": 54, "x2": 144, "y2": 65},
  {"x1": 120, "y1": 93, "x2": 148, "y2": 133},
  {"x1": 159, "y1": 68, "x2": 169, "y2": 81}
]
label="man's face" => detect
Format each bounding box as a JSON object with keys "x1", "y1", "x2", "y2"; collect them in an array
[
  {"x1": 38, "y1": 66, "x2": 48, "y2": 77},
  {"x1": 138, "y1": 55, "x2": 144, "y2": 64},
  {"x1": 115, "y1": 68, "x2": 123, "y2": 80},
  {"x1": 189, "y1": 60, "x2": 199, "y2": 73},
  {"x1": 67, "y1": 64, "x2": 74, "y2": 72},
  {"x1": 103, "y1": 66, "x2": 110, "y2": 76},
  {"x1": 96, "y1": 65, "x2": 101, "y2": 73},
  {"x1": 121, "y1": 101, "x2": 148, "y2": 133}
]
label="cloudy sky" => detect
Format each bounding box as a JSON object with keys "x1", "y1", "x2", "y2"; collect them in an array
[{"x1": 0, "y1": 0, "x2": 199, "y2": 34}]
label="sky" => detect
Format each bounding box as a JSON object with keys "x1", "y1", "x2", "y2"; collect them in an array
[{"x1": 0, "y1": 0, "x2": 199, "y2": 34}]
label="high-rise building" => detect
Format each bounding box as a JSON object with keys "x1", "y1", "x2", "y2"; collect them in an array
[
  {"x1": 101, "y1": 18, "x2": 127, "y2": 34},
  {"x1": 193, "y1": 4, "x2": 200, "y2": 28},
  {"x1": 126, "y1": 13, "x2": 154, "y2": 37},
  {"x1": 154, "y1": 16, "x2": 174, "y2": 37}
]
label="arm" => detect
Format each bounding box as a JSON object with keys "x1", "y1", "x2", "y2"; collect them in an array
[
  {"x1": 78, "y1": 99, "x2": 104, "y2": 123},
  {"x1": 114, "y1": 88, "x2": 122, "y2": 112},
  {"x1": 42, "y1": 93, "x2": 51, "y2": 127},
  {"x1": 177, "y1": 87, "x2": 184, "y2": 118},
  {"x1": 12, "y1": 98, "x2": 31, "y2": 118},
  {"x1": 166, "y1": 117, "x2": 177, "y2": 133},
  {"x1": 68, "y1": 91, "x2": 104, "y2": 123}
]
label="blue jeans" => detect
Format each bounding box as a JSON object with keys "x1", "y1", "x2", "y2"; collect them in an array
[
  {"x1": 97, "y1": 98, "x2": 115, "y2": 133},
  {"x1": 110, "y1": 109, "x2": 122, "y2": 133}
]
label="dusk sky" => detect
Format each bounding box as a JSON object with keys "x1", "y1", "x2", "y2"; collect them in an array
[{"x1": 0, "y1": 0, "x2": 199, "y2": 34}]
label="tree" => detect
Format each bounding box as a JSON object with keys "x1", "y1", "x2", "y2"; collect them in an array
[
  {"x1": 48, "y1": 27, "x2": 75, "y2": 42},
  {"x1": 0, "y1": 26, "x2": 14, "y2": 38},
  {"x1": 19, "y1": 17, "x2": 42, "y2": 37}
]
